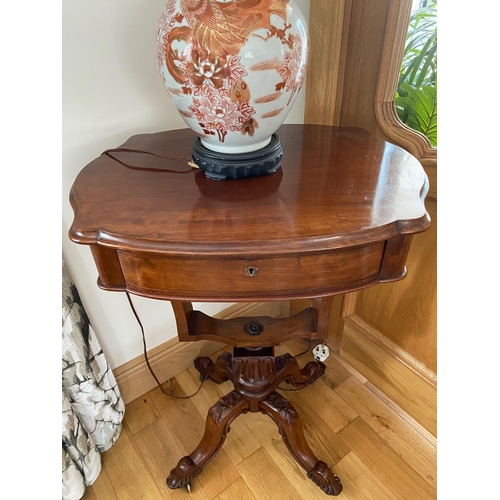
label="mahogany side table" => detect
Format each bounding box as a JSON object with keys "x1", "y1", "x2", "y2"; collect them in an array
[{"x1": 69, "y1": 124, "x2": 430, "y2": 496}]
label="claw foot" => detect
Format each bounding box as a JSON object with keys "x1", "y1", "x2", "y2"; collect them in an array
[
  {"x1": 194, "y1": 357, "x2": 215, "y2": 380},
  {"x1": 307, "y1": 460, "x2": 343, "y2": 496},
  {"x1": 166, "y1": 456, "x2": 202, "y2": 490},
  {"x1": 305, "y1": 360, "x2": 326, "y2": 384}
]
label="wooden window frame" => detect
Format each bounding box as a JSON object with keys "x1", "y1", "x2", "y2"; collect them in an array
[{"x1": 374, "y1": 0, "x2": 437, "y2": 197}]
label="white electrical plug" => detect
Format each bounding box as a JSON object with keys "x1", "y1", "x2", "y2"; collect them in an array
[{"x1": 313, "y1": 343, "x2": 330, "y2": 362}]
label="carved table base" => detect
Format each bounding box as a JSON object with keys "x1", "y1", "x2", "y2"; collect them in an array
[{"x1": 166, "y1": 347, "x2": 343, "y2": 496}]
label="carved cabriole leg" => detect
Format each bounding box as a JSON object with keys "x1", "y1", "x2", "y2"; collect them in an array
[
  {"x1": 275, "y1": 353, "x2": 326, "y2": 388},
  {"x1": 260, "y1": 392, "x2": 343, "y2": 496},
  {"x1": 169, "y1": 348, "x2": 340, "y2": 494},
  {"x1": 167, "y1": 390, "x2": 249, "y2": 490},
  {"x1": 194, "y1": 351, "x2": 233, "y2": 384}
]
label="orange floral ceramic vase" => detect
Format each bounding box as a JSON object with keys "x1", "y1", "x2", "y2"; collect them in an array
[{"x1": 156, "y1": 0, "x2": 308, "y2": 158}]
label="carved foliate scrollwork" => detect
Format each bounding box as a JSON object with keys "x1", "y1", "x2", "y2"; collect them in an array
[
  {"x1": 169, "y1": 348, "x2": 343, "y2": 494},
  {"x1": 306, "y1": 360, "x2": 326, "y2": 384},
  {"x1": 307, "y1": 461, "x2": 343, "y2": 496},
  {"x1": 275, "y1": 352, "x2": 294, "y2": 372},
  {"x1": 194, "y1": 356, "x2": 215, "y2": 379},
  {"x1": 276, "y1": 353, "x2": 326, "y2": 388},
  {"x1": 208, "y1": 391, "x2": 241, "y2": 424},
  {"x1": 266, "y1": 392, "x2": 297, "y2": 426},
  {"x1": 219, "y1": 351, "x2": 232, "y2": 367},
  {"x1": 194, "y1": 352, "x2": 233, "y2": 384},
  {"x1": 166, "y1": 456, "x2": 203, "y2": 490}
]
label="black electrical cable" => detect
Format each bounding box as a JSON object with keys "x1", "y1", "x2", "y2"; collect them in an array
[
  {"x1": 125, "y1": 291, "x2": 205, "y2": 399},
  {"x1": 127, "y1": 293, "x2": 315, "y2": 396},
  {"x1": 276, "y1": 338, "x2": 317, "y2": 392},
  {"x1": 110, "y1": 148, "x2": 321, "y2": 397},
  {"x1": 105, "y1": 147, "x2": 200, "y2": 397},
  {"x1": 102, "y1": 147, "x2": 199, "y2": 173},
  {"x1": 292, "y1": 338, "x2": 312, "y2": 358}
]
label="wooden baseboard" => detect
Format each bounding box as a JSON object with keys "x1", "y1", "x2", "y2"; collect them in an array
[
  {"x1": 114, "y1": 302, "x2": 283, "y2": 404},
  {"x1": 347, "y1": 314, "x2": 437, "y2": 388},
  {"x1": 336, "y1": 314, "x2": 437, "y2": 437}
]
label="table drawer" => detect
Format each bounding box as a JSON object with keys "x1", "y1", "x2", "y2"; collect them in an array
[{"x1": 116, "y1": 242, "x2": 386, "y2": 300}]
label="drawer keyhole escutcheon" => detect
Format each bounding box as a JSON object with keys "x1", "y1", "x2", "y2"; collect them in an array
[{"x1": 244, "y1": 266, "x2": 259, "y2": 277}]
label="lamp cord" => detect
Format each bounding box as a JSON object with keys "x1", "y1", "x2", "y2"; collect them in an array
[
  {"x1": 125, "y1": 292, "x2": 205, "y2": 399},
  {"x1": 291, "y1": 339, "x2": 312, "y2": 359},
  {"x1": 126, "y1": 291, "x2": 316, "y2": 397},
  {"x1": 102, "y1": 147, "x2": 199, "y2": 173},
  {"x1": 111, "y1": 148, "x2": 317, "y2": 397},
  {"x1": 276, "y1": 338, "x2": 315, "y2": 392},
  {"x1": 105, "y1": 147, "x2": 199, "y2": 396}
]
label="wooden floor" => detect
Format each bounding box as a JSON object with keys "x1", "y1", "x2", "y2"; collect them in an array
[{"x1": 82, "y1": 340, "x2": 437, "y2": 500}]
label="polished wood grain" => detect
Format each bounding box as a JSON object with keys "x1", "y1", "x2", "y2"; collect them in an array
[
  {"x1": 337, "y1": 418, "x2": 436, "y2": 500},
  {"x1": 100, "y1": 423, "x2": 164, "y2": 499},
  {"x1": 83, "y1": 342, "x2": 436, "y2": 500},
  {"x1": 305, "y1": 0, "x2": 390, "y2": 134},
  {"x1": 69, "y1": 125, "x2": 429, "y2": 303},
  {"x1": 114, "y1": 302, "x2": 282, "y2": 405},
  {"x1": 115, "y1": 240, "x2": 386, "y2": 300},
  {"x1": 213, "y1": 478, "x2": 256, "y2": 500},
  {"x1": 171, "y1": 296, "x2": 341, "y2": 347},
  {"x1": 186, "y1": 307, "x2": 318, "y2": 345},
  {"x1": 81, "y1": 467, "x2": 118, "y2": 500},
  {"x1": 354, "y1": 199, "x2": 437, "y2": 371},
  {"x1": 335, "y1": 377, "x2": 437, "y2": 490},
  {"x1": 333, "y1": 452, "x2": 399, "y2": 500},
  {"x1": 346, "y1": 314, "x2": 437, "y2": 388},
  {"x1": 165, "y1": 347, "x2": 342, "y2": 495},
  {"x1": 339, "y1": 0, "x2": 390, "y2": 132},
  {"x1": 353, "y1": 0, "x2": 438, "y2": 372},
  {"x1": 306, "y1": 1, "x2": 437, "y2": 373},
  {"x1": 305, "y1": 0, "x2": 434, "y2": 169},
  {"x1": 340, "y1": 316, "x2": 437, "y2": 436},
  {"x1": 236, "y1": 447, "x2": 303, "y2": 500},
  {"x1": 70, "y1": 126, "x2": 428, "y2": 253},
  {"x1": 70, "y1": 125, "x2": 431, "y2": 495},
  {"x1": 304, "y1": 0, "x2": 352, "y2": 126},
  {"x1": 132, "y1": 415, "x2": 210, "y2": 499}
]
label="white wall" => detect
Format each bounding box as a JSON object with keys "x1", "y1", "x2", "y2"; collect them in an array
[{"x1": 62, "y1": 0, "x2": 310, "y2": 369}]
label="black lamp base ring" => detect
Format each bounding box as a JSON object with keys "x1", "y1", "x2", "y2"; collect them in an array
[{"x1": 192, "y1": 134, "x2": 284, "y2": 181}]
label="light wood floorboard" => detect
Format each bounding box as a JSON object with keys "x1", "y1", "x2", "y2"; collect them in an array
[
  {"x1": 340, "y1": 316, "x2": 437, "y2": 436},
  {"x1": 82, "y1": 340, "x2": 436, "y2": 500}
]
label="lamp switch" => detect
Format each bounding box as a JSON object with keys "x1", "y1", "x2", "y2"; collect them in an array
[{"x1": 313, "y1": 344, "x2": 330, "y2": 362}]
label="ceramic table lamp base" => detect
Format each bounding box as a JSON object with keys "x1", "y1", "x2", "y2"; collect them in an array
[{"x1": 156, "y1": 0, "x2": 308, "y2": 180}]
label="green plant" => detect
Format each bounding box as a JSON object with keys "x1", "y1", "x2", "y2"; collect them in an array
[
  {"x1": 396, "y1": 82, "x2": 437, "y2": 146},
  {"x1": 396, "y1": 0, "x2": 437, "y2": 146}
]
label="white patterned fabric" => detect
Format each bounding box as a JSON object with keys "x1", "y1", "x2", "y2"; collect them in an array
[{"x1": 62, "y1": 260, "x2": 125, "y2": 499}]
